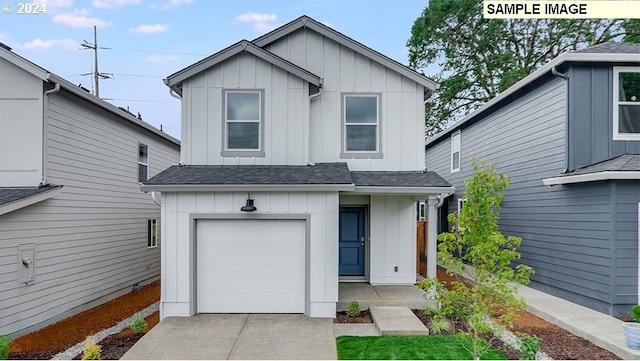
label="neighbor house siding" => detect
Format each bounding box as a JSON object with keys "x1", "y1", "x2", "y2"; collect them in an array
[
  {"x1": 0, "y1": 89, "x2": 179, "y2": 337},
  {"x1": 425, "y1": 76, "x2": 629, "y2": 313},
  {"x1": 0, "y1": 57, "x2": 43, "y2": 187},
  {"x1": 568, "y1": 65, "x2": 640, "y2": 170},
  {"x1": 181, "y1": 53, "x2": 309, "y2": 166},
  {"x1": 264, "y1": 28, "x2": 425, "y2": 171},
  {"x1": 161, "y1": 191, "x2": 339, "y2": 318}
]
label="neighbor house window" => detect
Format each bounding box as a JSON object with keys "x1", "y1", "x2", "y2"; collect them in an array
[
  {"x1": 451, "y1": 131, "x2": 461, "y2": 173},
  {"x1": 148, "y1": 219, "x2": 157, "y2": 248},
  {"x1": 457, "y1": 198, "x2": 467, "y2": 215},
  {"x1": 138, "y1": 143, "x2": 148, "y2": 182},
  {"x1": 613, "y1": 67, "x2": 640, "y2": 140},
  {"x1": 222, "y1": 90, "x2": 265, "y2": 156},
  {"x1": 341, "y1": 94, "x2": 382, "y2": 158}
]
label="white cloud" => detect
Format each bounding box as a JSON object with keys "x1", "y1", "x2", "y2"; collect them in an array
[
  {"x1": 235, "y1": 12, "x2": 278, "y2": 34},
  {"x1": 92, "y1": 0, "x2": 140, "y2": 9},
  {"x1": 23, "y1": 38, "x2": 79, "y2": 51},
  {"x1": 130, "y1": 24, "x2": 168, "y2": 34},
  {"x1": 52, "y1": 12, "x2": 109, "y2": 28},
  {"x1": 149, "y1": 0, "x2": 192, "y2": 10},
  {"x1": 146, "y1": 54, "x2": 178, "y2": 63},
  {"x1": 43, "y1": 0, "x2": 74, "y2": 8}
]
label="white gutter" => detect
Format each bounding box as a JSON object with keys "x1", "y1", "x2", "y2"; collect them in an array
[
  {"x1": 41, "y1": 81, "x2": 60, "y2": 185},
  {"x1": 169, "y1": 89, "x2": 181, "y2": 100},
  {"x1": 141, "y1": 183, "x2": 356, "y2": 192},
  {"x1": 350, "y1": 186, "x2": 455, "y2": 195},
  {"x1": 543, "y1": 171, "x2": 640, "y2": 186}
]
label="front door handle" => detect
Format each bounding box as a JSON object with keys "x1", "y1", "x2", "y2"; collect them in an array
[{"x1": 360, "y1": 236, "x2": 365, "y2": 246}]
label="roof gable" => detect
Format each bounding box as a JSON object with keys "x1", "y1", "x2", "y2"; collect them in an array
[
  {"x1": 252, "y1": 16, "x2": 438, "y2": 92},
  {"x1": 164, "y1": 40, "x2": 322, "y2": 94}
]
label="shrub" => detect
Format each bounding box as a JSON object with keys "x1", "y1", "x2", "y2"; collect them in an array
[
  {"x1": 0, "y1": 335, "x2": 10, "y2": 360},
  {"x1": 347, "y1": 301, "x2": 361, "y2": 317},
  {"x1": 428, "y1": 315, "x2": 453, "y2": 335},
  {"x1": 130, "y1": 317, "x2": 147, "y2": 335},
  {"x1": 518, "y1": 333, "x2": 540, "y2": 360},
  {"x1": 81, "y1": 336, "x2": 101, "y2": 360},
  {"x1": 631, "y1": 305, "x2": 640, "y2": 322},
  {"x1": 422, "y1": 304, "x2": 439, "y2": 316}
]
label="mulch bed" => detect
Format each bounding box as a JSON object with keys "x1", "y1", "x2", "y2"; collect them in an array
[
  {"x1": 333, "y1": 310, "x2": 373, "y2": 323},
  {"x1": 9, "y1": 280, "x2": 160, "y2": 360}
]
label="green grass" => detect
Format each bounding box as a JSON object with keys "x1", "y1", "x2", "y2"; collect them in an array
[{"x1": 336, "y1": 335, "x2": 507, "y2": 360}]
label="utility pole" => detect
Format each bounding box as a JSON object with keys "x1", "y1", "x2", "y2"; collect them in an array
[{"x1": 81, "y1": 26, "x2": 111, "y2": 98}]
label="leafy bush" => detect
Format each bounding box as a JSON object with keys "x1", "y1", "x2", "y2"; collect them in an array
[
  {"x1": 0, "y1": 335, "x2": 10, "y2": 360},
  {"x1": 130, "y1": 317, "x2": 147, "y2": 335},
  {"x1": 631, "y1": 305, "x2": 640, "y2": 322},
  {"x1": 518, "y1": 333, "x2": 540, "y2": 360},
  {"x1": 347, "y1": 301, "x2": 361, "y2": 317},
  {"x1": 81, "y1": 336, "x2": 101, "y2": 360},
  {"x1": 428, "y1": 316, "x2": 453, "y2": 335}
]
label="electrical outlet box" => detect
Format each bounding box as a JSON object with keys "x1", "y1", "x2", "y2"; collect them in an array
[{"x1": 18, "y1": 245, "x2": 35, "y2": 284}]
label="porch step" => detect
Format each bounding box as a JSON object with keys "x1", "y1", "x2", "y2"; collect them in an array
[{"x1": 370, "y1": 306, "x2": 429, "y2": 336}]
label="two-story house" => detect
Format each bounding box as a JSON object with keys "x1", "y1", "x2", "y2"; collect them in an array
[
  {"x1": 0, "y1": 43, "x2": 180, "y2": 337},
  {"x1": 425, "y1": 42, "x2": 640, "y2": 317},
  {"x1": 142, "y1": 16, "x2": 453, "y2": 318}
]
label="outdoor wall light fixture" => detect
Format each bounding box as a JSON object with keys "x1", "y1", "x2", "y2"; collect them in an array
[{"x1": 240, "y1": 193, "x2": 257, "y2": 212}]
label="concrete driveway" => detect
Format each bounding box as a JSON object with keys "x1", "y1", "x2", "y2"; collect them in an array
[{"x1": 121, "y1": 314, "x2": 337, "y2": 360}]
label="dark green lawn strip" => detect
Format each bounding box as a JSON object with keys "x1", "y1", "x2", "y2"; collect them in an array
[{"x1": 336, "y1": 335, "x2": 507, "y2": 360}]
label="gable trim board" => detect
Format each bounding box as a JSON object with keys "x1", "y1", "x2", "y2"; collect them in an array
[
  {"x1": 164, "y1": 40, "x2": 322, "y2": 95},
  {"x1": 0, "y1": 185, "x2": 63, "y2": 215},
  {"x1": 252, "y1": 16, "x2": 438, "y2": 93},
  {"x1": 543, "y1": 171, "x2": 640, "y2": 186}
]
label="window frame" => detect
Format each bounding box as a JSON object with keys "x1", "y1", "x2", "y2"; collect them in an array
[
  {"x1": 613, "y1": 66, "x2": 640, "y2": 141},
  {"x1": 451, "y1": 131, "x2": 461, "y2": 173},
  {"x1": 147, "y1": 219, "x2": 158, "y2": 248},
  {"x1": 340, "y1": 93, "x2": 383, "y2": 159},
  {"x1": 221, "y1": 89, "x2": 266, "y2": 157},
  {"x1": 457, "y1": 197, "x2": 467, "y2": 215},
  {"x1": 138, "y1": 143, "x2": 148, "y2": 183}
]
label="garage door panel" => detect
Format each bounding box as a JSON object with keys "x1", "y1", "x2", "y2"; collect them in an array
[{"x1": 197, "y1": 219, "x2": 305, "y2": 313}]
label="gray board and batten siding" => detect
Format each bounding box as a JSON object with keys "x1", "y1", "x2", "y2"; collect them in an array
[
  {"x1": 425, "y1": 66, "x2": 640, "y2": 316},
  {"x1": 0, "y1": 87, "x2": 180, "y2": 337}
]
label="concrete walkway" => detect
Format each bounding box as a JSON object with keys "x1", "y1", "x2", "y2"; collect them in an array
[
  {"x1": 121, "y1": 314, "x2": 336, "y2": 360},
  {"x1": 517, "y1": 284, "x2": 640, "y2": 360},
  {"x1": 337, "y1": 283, "x2": 435, "y2": 311}
]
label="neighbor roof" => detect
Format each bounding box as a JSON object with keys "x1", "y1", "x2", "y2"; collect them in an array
[
  {"x1": 543, "y1": 154, "x2": 640, "y2": 186},
  {"x1": 164, "y1": 40, "x2": 322, "y2": 95},
  {"x1": 426, "y1": 42, "x2": 640, "y2": 146},
  {"x1": 0, "y1": 184, "x2": 63, "y2": 215},
  {"x1": 252, "y1": 15, "x2": 438, "y2": 92}
]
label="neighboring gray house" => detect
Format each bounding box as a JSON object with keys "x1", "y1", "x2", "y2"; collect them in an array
[
  {"x1": 142, "y1": 16, "x2": 453, "y2": 319},
  {"x1": 0, "y1": 44, "x2": 180, "y2": 337},
  {"x1": 425, "y1": 42, "x2": 640, "y2": 316}
]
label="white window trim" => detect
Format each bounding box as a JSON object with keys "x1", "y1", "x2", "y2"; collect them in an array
[
  {"x1": 451, "y1": 131, "x2": 461, "y2": 173},
  {"x1": 138, "y1": 143, "x2": 148, "y2": 183},
  {"x1": 418, "y1": 201, "x2": 426, "y2": 221},
  {"x1": 340, "y1": 93, "x2": 383, "y2": 159},
  {"x1": 613, "y1": 66, "x2": 640, "y2": 141},
  {"x1": 457, "y1": 198, "x2": 467, "y2": 214},
  {"x1": 148, "y1": 219, "x2": 158, "y2": 248},
  {"x1": 221, "y1": 89, "x2": 266, "y2": 157}
]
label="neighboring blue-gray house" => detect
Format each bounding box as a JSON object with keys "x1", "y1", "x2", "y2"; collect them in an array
[{"x1": 425, "y1": 42, "x2": 640, "y2": 316}]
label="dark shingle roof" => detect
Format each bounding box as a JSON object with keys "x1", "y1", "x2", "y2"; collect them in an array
[
  {"x1": 351, "y1": 171, "x2": 451, "y2": 187},
  {"x1": 144, "y1": 163, "x2": 353, "y2": 185},
  {"x1": 574, "y1": 42, "x2": 640, "y2": 54},
  {"x1": 0, "y1": 184, "x2": 62, "y2": 206},
  {"x1": 565, "y1": 154, "x2": 640, "y2": 176}
]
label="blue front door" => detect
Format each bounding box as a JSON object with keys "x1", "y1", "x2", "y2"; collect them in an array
[{"x1": 339, "y1": 207, "x2": 365, "y2": 276}]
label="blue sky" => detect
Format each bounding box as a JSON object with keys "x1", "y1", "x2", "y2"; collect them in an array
[{"x1": 0, "y1": 0, "x2": 429, "y2": 139}]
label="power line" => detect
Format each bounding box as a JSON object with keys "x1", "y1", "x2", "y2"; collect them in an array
[{"x1": 109, "y1": 47, "x2": 207, "y2": 57}]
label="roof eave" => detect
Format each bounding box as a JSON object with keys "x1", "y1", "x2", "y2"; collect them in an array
[
  {"x1": 350, "y1": 185, "x2": 455, "y2": 194},
  {"x1": 0, "y1": 186, "x2": 63, "y2": 216},
  {"x1": 542, "y1": 171, "x2": 640, "y2": 186},
  {"x1": 140, "y1": 184, "x2": 355, "y2": 192}
]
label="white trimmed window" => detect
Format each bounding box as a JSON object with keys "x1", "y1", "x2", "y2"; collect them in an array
[
  {"x1": 457, "y1": 198, "x2": 467, "y2": 214},
  {"x1": 148, "y1": 219, "x2": 157, "y2": 248},
  {"x1": 342, "y1": 94, "x2": 381, "y2": 157},
  {"x1": 418, "y1": 201, "x2": 426, "y2": 221},
  {"x1": 138, "y1": 143, "x2": 148, "y2": 182},
  {"x1": 613, "y1": 67, "x2": 640, "y2": 140},
  {"x1": 223, "y1": 90, "x2": 264, "y2": 156},
  {"x1": 451, "y1": 131, "x2": 461, "y2": 173}
]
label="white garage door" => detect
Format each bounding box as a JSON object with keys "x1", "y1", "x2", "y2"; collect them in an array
[{"x1": 196, "y1": 219, "x2": 305, "y2": 313}]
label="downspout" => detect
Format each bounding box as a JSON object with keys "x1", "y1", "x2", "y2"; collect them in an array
[
  {"x1": 151, "y1": 191, "x2": 161, "y2": 206},
  {"x1": 307, "y1": 79, "x2": 323, "y2": 165},
  {"x1": 42, "y1": 81, "x2": 60, "y2": 186},
  {"x1": 169, "y1": 88, "x2": 181, "y2": 100}
]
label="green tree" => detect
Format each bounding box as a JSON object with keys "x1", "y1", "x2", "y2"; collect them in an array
[
  {"x1": 418, "y1": 160, "x2": 533, "y2": 360},
  {"x1": 407, "y1": 0, "x2": 640, "y2": 137}
]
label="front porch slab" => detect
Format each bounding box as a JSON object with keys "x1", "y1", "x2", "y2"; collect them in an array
[{"x1": 337, "y1": 283, "x2": 435, "y2": 312}]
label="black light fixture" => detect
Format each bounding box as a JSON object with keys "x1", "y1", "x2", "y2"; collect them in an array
[{"x1": 240, "y1": 193, "x2": 257, "y2": 212}]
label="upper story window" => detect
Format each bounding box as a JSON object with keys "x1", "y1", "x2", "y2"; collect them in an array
[
  {"x1": 341, "y1": 94, "x2": 382, "y2": 159},
  {"x1": 451, "y1": 131, "x2": 461, "y2": 173},
  {"x1": 222, "y1": 90, "x2": 265, "y2": 157},
  {"x1": 138, "y1": 143, "x2": 148, "y2": 182},
  {"x1": 613, "y1": 67, "x2": 640, "y2": 141}
]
